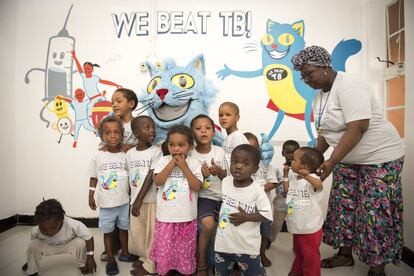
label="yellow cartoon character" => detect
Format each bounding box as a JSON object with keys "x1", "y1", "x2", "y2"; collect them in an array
[
  {"x1": 202, "y1": 179, "x2": 211, "y2": 190},
  {"x1": 162, "y1": 182, "x2": 177, "y2": 201},
  {"x1": 44, "y1": 95, "x2": 71, "y2": 129}
]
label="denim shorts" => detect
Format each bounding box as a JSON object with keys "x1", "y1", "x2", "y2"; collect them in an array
[{"x1": 99, "y1": 203, "x2": 130, "y2": 233}]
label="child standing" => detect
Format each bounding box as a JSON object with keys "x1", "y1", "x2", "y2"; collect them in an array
[
  {"x1": 284, "y1": 147, "x2": 324, "y2": 276},
  {"x1": 244, "y1": 132, "x2": 278, "y2": 268},
  {"x1": 150, "y1": 125, "x2": 203, "y2": 275},
  {"x1": 219, "y1": 102, "x2": 248, "y2": 175},
  {"x1": 271, "y1": 140, "x2": 300, "y2": 242},
  {"x1": 88, "y1": 115, "x2": 137, "y2": 275},
  {"x1": 189, "y1": 114, "x2": 226, "y2": 275},
  {"x1": 22, "y1": 199, "x2": 96, "y2": 276},
  {"x1": 215, "y1": 144, "x2": 273, "y2": 276},
  {"x1": 127, "y1": 115, "x2": 162, "y2": 276}
]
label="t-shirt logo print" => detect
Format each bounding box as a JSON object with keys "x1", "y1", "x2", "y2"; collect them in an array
[
  {"x1": 130, "y1": 170, "x2": 142, "y2": 187},
  {"x1": 202, "y1": 178, "x2": 211, "y2": 190},
  {"x1": 162, "y1": 181, "x2": 177, "y2": 201},
  {"x1": 218, "y1": 208, "x2": 231, "y2": 230},
  {"x1": 101, "y1": 171, "x2": 118, "y2": 190}
]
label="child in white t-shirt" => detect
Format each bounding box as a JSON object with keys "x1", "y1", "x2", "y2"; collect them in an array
[
  {"x1": 150, "y1": 125, "x2": 203, "y2": 275},
  {"x1": 127, "y1": 116, "x2": 162, "y2": 276},
  {"x1": 88, "y1": 116, "x2": 137, "y2": 275},
  {"x1": 284, "y1": 147, "x2": 324, "y2": 276},
  {"x1": 215, "y1": 144, "x2": 272, "y2": 276},
  {"x1": 244, "y1": 132, "x2": 278, "y2": 268},
  {"x1": 189, "y1": 114, "x2": 226, "y2": 275},
  {"x1": 219, "y1": 102, "x2": 249, "y2": 175},
  {"x1": 22, "y1": 199, "x2": 96, "y2": 276},
  {"x1": 271, "y1": 140, "x2": 300, "y2": 242}
]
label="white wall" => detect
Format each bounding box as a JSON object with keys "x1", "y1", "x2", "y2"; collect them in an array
[
  {"x1": 0, "y1": 0, "x2": 17, "y2": 219},
  {"x1": 403, "y1": 0, "x2": 414, "y2": 249},
  {"x1": 1, "y1": 0, "x2": 408, "y2": 224}
]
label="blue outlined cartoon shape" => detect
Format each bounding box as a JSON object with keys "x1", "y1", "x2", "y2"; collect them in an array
[
  {"x1": 217, "y1": 20, "x2": 361, "y2": 145},
  {"x1": 25, "y1": 5, "x2": 76, "y2": 127},
  {"x1": 101, "y1": 172, "x2": 118, "y2": 190}
]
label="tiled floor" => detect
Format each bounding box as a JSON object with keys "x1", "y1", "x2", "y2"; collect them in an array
[{"x1": 1, "y1": 226, "x2": 413, "y2": 276}]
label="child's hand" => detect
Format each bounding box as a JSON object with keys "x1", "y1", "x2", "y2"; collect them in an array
[
  {"x1": 201, "y1": 162, "x2": 210, "y2": 178},
  {"x1": 85, "y1": 256, "x2": 97, "y2": 273},
  {"x1": 229, "y1": 207, "x2": 249, "y2": 226},
  {"x1": 131, "y1": 201, "x2": 142, "y2": 217},
  {"x1": 21, "y1": 263, "x2": 27, "y2": 272},
  {"x1": 209, "y1": 158, "x2": 218, "y2": 176},
  {"x1": 174, "y1": 154, "x2": 188, "y2": 171},
  {"x1": 89, "y1": 196, "x2": 97, "y2": 210},
  {"x1": 299, "y1": 168, "x2": 310, "y2": 177},
  {"x1": 99, "y1": 145, "x2": 108, "y2": 152}
]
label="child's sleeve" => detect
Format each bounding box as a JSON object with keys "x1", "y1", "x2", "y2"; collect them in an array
[
  {"x1": 256, "y1": 189, "x2": 273, "y2": 221},
  {"x1": 87, "y1": 154, "x2": 98, "y2": 178},
  {"x1": 191, "y1": 158, "x2": 203, "y2": 183},
  {"x1": 150, "y1": 147, "x2": 163, "y2": 170},
  {"x1": 153, "y1": 156, "x2": 167, "y2": 175},
  {"x1": 71, "y1": 219, "x2": 93, "y2": 241}
]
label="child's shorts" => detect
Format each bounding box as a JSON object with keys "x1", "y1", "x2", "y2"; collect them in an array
[
  {"x1": 214, "y1": 251, "x2": 266, "y2": 276},
  {"x1": 197, "y1": 197, "x2": 221, "y2": 221},
  {"x1": 99, "y1": 203, "x2": 129, "y2": 233},
  {"x1": 260, "y1": 218, "x2": 272, "y2": 240}
]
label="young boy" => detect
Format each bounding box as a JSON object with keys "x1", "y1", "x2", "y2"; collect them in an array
[
  {"x1": 244, "y1": 132, "x2": 278, "y2": 267},
  {"x1": 214, "y1": 144, "x2": 273, "y2": 275},
  {"x1": 218, "y1": 102, "x2": 248, "y2": 175},
  {"x1": 271, "y1": 140, "x2": 300, "y2": 242},
  {"x1": 22, "y1": 199, "x2": 96, "y2": 276},
  {"x1": 127, "y1": 116, "x2": 162, "y2": 276},
  {"x1": 284, "y1": 147, "x2": 324, "y2": 276}
]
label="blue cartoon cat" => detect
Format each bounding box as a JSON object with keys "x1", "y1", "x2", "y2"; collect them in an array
[{"x1": 217, "y1": 20, "x2": 361, "y2": 145}]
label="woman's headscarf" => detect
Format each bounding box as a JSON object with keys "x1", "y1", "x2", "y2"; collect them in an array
[{"x1": 291, "y1": 45, "x2": 331, "y2": 70}]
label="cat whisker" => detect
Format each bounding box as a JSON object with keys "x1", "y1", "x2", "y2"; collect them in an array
[
  {"x1": 245, "y1": 49, "x2": 258, "y2": 53},
  {"x1": 245, "y1": 42, "x2": 259, "y2": 46},
  {"x1": 173, "y1": 93, "x2": 194, "y2": 99},
  {"x1": 136, "y1": 102, "x2": 154, "y2": 112},
  {"x1": 136, "y1": 104, "x2": 154, "y2": 115},
  {"x1": 172, "y1": 90, "x2": 186, "y2": 95},
  {"x1": 243, "y1": 46, "x2": 258, "y2": 50},
  {"x1": 138, "y1": 99, "x2": 153, "y2": 103}
]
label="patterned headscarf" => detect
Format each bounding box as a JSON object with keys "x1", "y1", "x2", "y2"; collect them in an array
[{"x1": 291, "y1": 45, "x2": 331, "y2": 70}]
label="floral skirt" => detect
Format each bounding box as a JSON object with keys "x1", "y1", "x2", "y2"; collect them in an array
[
  {"x1": 149, "y1": 219, "x2": 197, "y2": 275},
  {"x1": 323, "y1": 157, "x2": 404, "y2": 266}
]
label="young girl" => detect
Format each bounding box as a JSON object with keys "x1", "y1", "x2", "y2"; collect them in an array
[
  {"x1": 127, "y1": 116, "x2": 162, "y2": 276},
  {"x1": 244, "y1": 132, "x2": 278, "y2": 268},
  {"x1": 189, "y1": 114, "x2": 226, "y2": 275},
  {"x1": 22, "y1": 199, "x2": 96, "y2": 276},
  {"x1": 88, "y1": 115, "x2": 137, "y2": 275},
  {"x1": 284, "y1": 147, "x2": 324, "y2": 276},
  {"x1": 150, "y1": 125, "x2": 203, "y2": 276}
]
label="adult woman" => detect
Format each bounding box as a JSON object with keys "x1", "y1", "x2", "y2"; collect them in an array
[{"x1": 291, "y1": 46, "x2": 404, "y2": 276}]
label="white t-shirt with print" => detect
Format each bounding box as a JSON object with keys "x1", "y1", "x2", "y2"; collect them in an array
[
  {"x1": 313, "y1": 72, "x2": 404, "y2": 164},
  {"x1": 31, "y1": 217, "x2": 92, "y2": 246},
  {"x1": 285, "y1": 172, "x2": 323, "y2": 234},
  {"x1": 214, "y1": 176, "x2": 273, "y2": 255},
  {"x1": 88, "y1": 151, "x2": 129, "y2": 208},
  {"x1": 189, "y1": 145, "x2": 225, "y2": 201},
  {"x1": 273, "y1": 167, "x2": 287, "y2": 212},
  {"x1": 222, "y1": 130, "x2": 248, "y2": 175},
  {"x1": 252, "y1": 162, "x2": 278, "y2": 206},
  {"x1": 126, "y1": 145, "x2": 162, "y2": 204},
  {"x1": 153, "y1": 155, "x2": 203, "y2": 223}
]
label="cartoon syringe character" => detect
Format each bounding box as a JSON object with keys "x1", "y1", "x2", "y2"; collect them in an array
[{"x1": 24, "y1": 4, "x2": 77, "y2": 127}]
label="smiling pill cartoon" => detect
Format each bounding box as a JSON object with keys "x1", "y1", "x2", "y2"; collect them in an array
[{"x1": 25, "y1": 4, "x2": 77, "y2": 127}]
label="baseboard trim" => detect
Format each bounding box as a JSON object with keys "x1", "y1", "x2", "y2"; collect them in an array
[
  {"x1": 0, "y1": 215, "x2": 98, "y2": 233},
  {"x1": 402, "y1": 246, "x2": 414, "y2": 269}
]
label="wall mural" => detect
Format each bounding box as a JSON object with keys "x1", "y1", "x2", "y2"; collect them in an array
[
  {"x1": 24, "y1": 4, "x2": 361, "y2": 149},
  {"x1": 217, "y1": 19, "x2": 361, "y2": 145}
]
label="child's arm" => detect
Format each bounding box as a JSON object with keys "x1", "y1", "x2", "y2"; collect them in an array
[
  {"x1": 282, "y1": 165, "x2": 290, "y2": 194},
  {"x1": 263, "y1": 182, "x2": 277, "y2": 191},
  {"x1": 153, "y1": 159, "x2": 176, "y2": 186},
  {"x1": 88, "y1": 178, "x2": 97, "y2": 210},
  {"x1": 131, "y1": 170, "x2": 154, "y2": 217},
  {"x1": 229, "y1": 207, "x2": 265, "y2": 226},
  {"x1": 71, "y1": 50, "x2": 83, "y2": 74},
  {"x1": 100, "y1": 79, "x2": 122, "y2": 89},
  {"x1": 299, "y1": 169, "x2": 323, "y2": 190},
  {"x1": 175, "y1": 155, "x2": 202, "y2": 192},
  {"x1": 56, "y1": 95, "x2": 72, "y2": 103},
  {"x1": 84, "y1": 237, "x2": 97, "y2": 273}
]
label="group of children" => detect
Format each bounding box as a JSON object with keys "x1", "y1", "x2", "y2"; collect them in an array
[{"x1": 23, "y1": 89, "x2": 326, "y2": 276}]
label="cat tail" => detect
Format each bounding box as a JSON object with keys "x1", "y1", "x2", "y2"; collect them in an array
[{"x1": 331, "y1": 39, "x2": 362, "y2": 72}]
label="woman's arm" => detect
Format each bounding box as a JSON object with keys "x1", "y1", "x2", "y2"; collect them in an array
[
  {"x1": 318, "y1": 119, "x2": 369, "y2": 180},
  {"x1": 316, "y1": 135, "x2": 330, "y2": 153}
]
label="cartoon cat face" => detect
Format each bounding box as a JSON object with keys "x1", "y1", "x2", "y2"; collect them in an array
[
  {"x1": 140, "y1": 55, "x2": 218, "y2": 143},
  {"x1": 261, "y1": 20, "x2": 305, "y2": 65}
]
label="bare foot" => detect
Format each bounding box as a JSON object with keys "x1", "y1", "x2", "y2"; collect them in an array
[{"x1": 130, "y1": 262, "x2": 156, "y2": 276}]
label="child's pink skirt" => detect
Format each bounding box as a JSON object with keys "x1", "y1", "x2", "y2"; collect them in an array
[{"x1": 149, "y1": 219, "x2": 197, "y2": 275}]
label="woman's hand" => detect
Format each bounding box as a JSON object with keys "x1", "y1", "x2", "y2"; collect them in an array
[{"x1": 316, "y1": 159, "x2": 336, "y2": 181}]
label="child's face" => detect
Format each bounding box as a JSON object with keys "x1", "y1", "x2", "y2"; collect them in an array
[
  {"x1": 247, "y1": 138, "x2": 260, "y2": 150},
  {"x1": 230, "y1": 150, "x2": 258, "y2": 182},
  {"x1": 83, "y1": 63, "x2": 93, "y2": 75},
  {"x1": 282, "y1": 145, "x2": 298, "y2": 166},
  {"x1": 133, "y1": 119, "x2": 156, "y2": 144},
  {"x1": 102, "y1": 121, "x2": 123, "y2": 147},
  {"x1": 38, "y1": 218, "x2": 63, "y2": 237},
  {"x1": 168, "y1": 133, "x2": 192, "y2": 157},
  {"x1": 192, "y1": 118, "x2": 214, "y2": 145},
  {"x1": 290, "y1": 149, "x2": 304, "y2": 173},
  {"x1": 218, "y1": 105, "x2": 239, "y2": 131},
  {"x1": 111, "y1": 92, "x2": 135, "y2": 119}
]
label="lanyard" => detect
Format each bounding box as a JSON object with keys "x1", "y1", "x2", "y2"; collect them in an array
[{"x1": 316, "y1": 90, "x2": 331, "y2": 133}]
